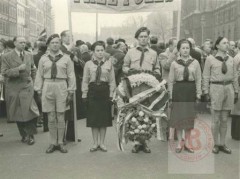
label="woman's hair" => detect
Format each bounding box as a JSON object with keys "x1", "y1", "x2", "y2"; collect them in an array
[
  {"x1": 177, "y1": 39, "x2": 192, "y2": 51},
  {"x1": 214, "y1": 36, "x2": 225, "y2": 50},
  {"x1": 91, "y1": 41, "x2": 105, "y2": 51}
]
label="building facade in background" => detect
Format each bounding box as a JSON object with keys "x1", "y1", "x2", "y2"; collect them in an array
[
  {"x1": 0, "y1": 0, "x2": 53, "y2": 45},
  {"x1": 181, "y1": 0, "x2": 240, "y2": 45}
]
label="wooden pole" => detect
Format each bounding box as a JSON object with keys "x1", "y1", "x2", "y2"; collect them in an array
[
  {"x1": 96, "y1": 12, "x2": 99, "y2": 41},
  {"x1": 177, "y1": 0, "x2": 181, "y2": 40},
  {"x1": 67, "y1": 0, "x2": 78, "y2": 143}
]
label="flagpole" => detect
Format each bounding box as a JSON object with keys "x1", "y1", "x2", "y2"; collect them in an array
[
  {"x1": 96, "y1": 12, "x2": 99, "y2": 41},
  {"x1": 67, "y1": 0, "x2": 78, "y2": 143},
  {"x1": 177, "y1": 0, "x2": 181, "y2": 40}
]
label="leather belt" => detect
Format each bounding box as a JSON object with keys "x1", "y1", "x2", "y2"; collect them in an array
[{"x1": 211, "y1": 81, "x2": 232, "y2": 85}]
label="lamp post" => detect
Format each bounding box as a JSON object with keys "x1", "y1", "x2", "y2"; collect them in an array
[{"x1": 201, "y1": 15, "x2": 206, "y2": 44}]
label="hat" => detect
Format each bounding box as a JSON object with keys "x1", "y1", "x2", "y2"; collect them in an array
[
  {"x1": 46, "y1": 34, "x2": 60, "y2": 45},
  {"x1": 134, "y1": 27, "x2": 150, "y2": 39}
]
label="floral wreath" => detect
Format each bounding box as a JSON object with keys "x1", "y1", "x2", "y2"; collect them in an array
[{"x1": 113, "y1": 71, "x2": 169, "y2": 151}]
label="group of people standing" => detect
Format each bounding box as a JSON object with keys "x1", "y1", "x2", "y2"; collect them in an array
[{"x1": 0, "y1": 26, "x2": 239, "y2": 156}]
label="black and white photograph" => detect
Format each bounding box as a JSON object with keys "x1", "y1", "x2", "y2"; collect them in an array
[{"x1": 0, "y1": 0, "x2": 240, "y2": 178}]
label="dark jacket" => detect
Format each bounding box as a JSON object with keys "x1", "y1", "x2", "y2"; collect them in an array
[
  {"x1": 105, "y1": 45, "x2": 118, "y2": 56},
  {"x1": 33, "y1": 51, "x2": 45, "y2": 68}
]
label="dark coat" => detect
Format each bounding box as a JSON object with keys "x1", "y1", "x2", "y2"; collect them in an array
[
  {"x1": 190, "y1": 49, "x2": 202, "y2": 65},
  {"x1": 105, "y1": 45, "x2": 118, "y2": 56},
  {"x1": 112, "y1": 50, "x2": 125, "y2": 85},
  {"x1": 1, "y1": 50, "x2": 39, "y2": 122},
  {"x1": 33, "y1": 51, "x2": 45, "y2": 68},
  {"x1": 150, "y1": 44, "x2": 162, "y2": 55}
]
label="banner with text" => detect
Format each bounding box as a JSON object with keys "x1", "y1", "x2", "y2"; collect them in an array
[{"x1": 70, "y1": 0, "x2": 175, "y2": 13}]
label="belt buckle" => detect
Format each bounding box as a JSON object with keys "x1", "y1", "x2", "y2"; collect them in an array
[{"x1": 223, "y1": 81, "x2": 227, "y2": 85}]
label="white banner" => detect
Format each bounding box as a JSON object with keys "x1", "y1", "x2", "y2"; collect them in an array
[{"x1": 70, "y1": 0, "x2": 175, "y2": 13}]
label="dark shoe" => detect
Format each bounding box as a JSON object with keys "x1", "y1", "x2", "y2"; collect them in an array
[
  {"x1": 46, "y1": 144, "x2": 56, "y2": 153},
  {"x1": 219, "y1": 145, "x2": 232, "y2": 154},
  {"x1": 131, "y1": 144, "x2": 141, "y2": 153},
  {"x1": 27, "y1": 136, "x2": 35, "y2": 145},
  {"x1": 58, "y1": 144, "x2": 68, "y2": 153},
  {"x1": 21, "y1": 137, "x2": 28, "y2": 143},
  {"x1": 99, "y1": 145, "x2": 107, "y2": 152},
  {"x1": 212, "y1": 145, "x2": 219, "y2": 154},
  {"x1": 184, "y1": 145, "x2": 194, "y2": 153},
  {"x1": 0, "y1": 133, "x2": 3, "y2": 137},
  {"x1": 142, "y1": 144, "x2": 151, "y2": 153},
  {"x1": 175, "y1": 147, "x2": 183, "y2": 153}
]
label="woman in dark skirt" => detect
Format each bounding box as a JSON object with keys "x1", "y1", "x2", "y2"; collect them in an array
[
  {"x1": 82, "y1": 41, "x2": 116, "y2": 152},
  {"x1": 168, "y1": 39, "x2": 202, "y2": 153}
]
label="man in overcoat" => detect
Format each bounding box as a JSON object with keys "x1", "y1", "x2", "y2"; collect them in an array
[{"x1": 1, "y1": 36, "x2": 39, "y2": 145}]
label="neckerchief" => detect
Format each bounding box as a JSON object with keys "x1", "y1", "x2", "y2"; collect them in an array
[
  {"x1": 176, "y1": 58, "x2": 194, "y2": 81},
  {"x1": 48, "y1": 54, "x2": 63, "y2": 79},
  {"x1": 92, "y1": 59, "x2": 104, "y2": 84},
  {"x1": 136, "y1": 47, "x2": 148, "y2": 67},
  {"x1": 215, "y1": 56, "x2": 229, "y2": 74}
]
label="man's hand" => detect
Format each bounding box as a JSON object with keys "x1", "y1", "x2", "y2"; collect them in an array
[
  {"x1": 18, "y1": 64, "x2": 26, "y2": 71},
  {"x1": 66, "y1": 93, "x2": 73, "y2": 106}
]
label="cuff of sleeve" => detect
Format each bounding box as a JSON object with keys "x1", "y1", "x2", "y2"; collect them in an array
[{"x1": 37, "y1": 91, "x2": 42, "y2": 95}]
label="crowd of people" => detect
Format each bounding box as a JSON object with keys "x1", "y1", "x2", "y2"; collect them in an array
[{"x1": 0, "y1": 26, "x2": 239, "y2": 155}]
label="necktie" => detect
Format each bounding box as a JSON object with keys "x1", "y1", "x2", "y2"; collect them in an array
[
  {"x1": 215, "y1": 56, "x2": 228, "y2": 74},
  {"x1": 93, "y1": 60, "x2": 104, "y2": 84},
  {"x1": 48, "y1": 54, "x2": 63, "y2": 79},
  {"x1": 20, "y1": 52, "x2": 24, "y2": 61},
  {"x1": 137, "y1": 47, "x2": 148, "y2": 67},
  {"x1": 176, "y1": 58, "x2": 194, "y2": 81}
]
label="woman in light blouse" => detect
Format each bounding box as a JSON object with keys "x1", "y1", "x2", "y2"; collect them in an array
[
  {"x1": 169, "y1": 39, "x2": 202, "y2": 153},
  {"x1": 82, "y1": 41, "x2": 116, "y2": 152}
]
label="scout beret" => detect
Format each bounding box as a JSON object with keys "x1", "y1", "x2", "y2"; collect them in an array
[
  {"x1": 46, "y1": 34, "x2": 60, "y2": 45},
  {"x1": 134, "y1": 27, "x2": 150, "y2": 39}
]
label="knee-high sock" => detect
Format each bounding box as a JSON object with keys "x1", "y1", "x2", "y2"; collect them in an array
[
  {"x1": 219, "y1": 110, "x2": 229, "y2": 145},
  {"x1": 211, "y1": 110, "x2": 221, "y2": 145},
  {"x1": 48, "y1": 112, "x2": 57, "y2": 145},
  {"x1": 56, "y1": 112, "x2": 65, "y2": 145}
]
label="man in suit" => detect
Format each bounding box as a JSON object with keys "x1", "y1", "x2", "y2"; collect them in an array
[{"x1": 1, "y1": 36, "x2": 39, "y2": 145}]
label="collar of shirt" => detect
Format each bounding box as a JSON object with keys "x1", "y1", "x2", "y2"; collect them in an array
[
  {"x1": 92, "y1": 56, "x2": 106, "y2": 63},
  {"x1": 63, "y1": 43, "x2": 71, "y2": 51},
  {"x1": 177, "y1": 55, "x2": 193, "y2": 61},
  {"x1": 46, "y1": 50, "x2": 63, "y2": 58},
  {"x1": 136, "y1": 45, "x2": 150, "y2": 51},
  {"x1": 15, "y1": 49, "x2": 24, "y2": 57}
]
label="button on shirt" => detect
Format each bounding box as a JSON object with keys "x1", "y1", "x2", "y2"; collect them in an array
[
  {"x1": 82, "y1": 58, "x2": 116, "y2": 98},
  {"x1": 202, "y1": 55, "x2": 238, "y2": 94},
  {"x1": 122, "y1": 46, "x2": 160, "y2": 74},
  {"x1": 168, "y1": 56, "x2": 202, "y2": 99},
  {"x1": 34, "y1": 50, "x2": 76, "y2": 93}
]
